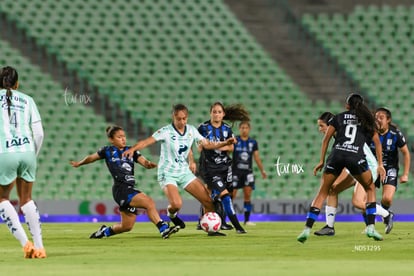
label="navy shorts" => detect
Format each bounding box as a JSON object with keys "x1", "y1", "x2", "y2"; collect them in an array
[
  {"x1": 324, "y1": 150, "x2": 369, "y2": 176},
  {"x1": 375, "y1": 167, "x2": 398, "y2": 188},
  {"x1": 232, "y1": 171, "x2": 255, "y2": 190},
  {"x1": 203, "y1": 166, "x2": 232, "y2": 195},
  {"x1": 112, "y1": 184, "x2": 141, "y2": 214}
]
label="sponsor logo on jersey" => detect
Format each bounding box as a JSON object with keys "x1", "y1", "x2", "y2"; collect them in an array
[{"x1": 5, "y1": 136, "x2": 30, "y2": 148}]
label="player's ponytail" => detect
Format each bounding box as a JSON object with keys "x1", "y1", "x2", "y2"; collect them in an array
[
  {"x1": 210, "y1": 102, "x2": 250, "y2": 122},
  {"x1": 0, "y1": 66, "x2": 18, "y2": 117},
  {"x1": 346, "y1": 93, "x2": 376, "y2": 136}
]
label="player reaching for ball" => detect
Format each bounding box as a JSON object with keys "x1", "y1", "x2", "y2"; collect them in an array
[
  {"x1": 123, "y1": 103, "x2": 236, "y2": 236},
  {"x1": 70, "y1": 125, "x2": 180, "y2": 239}
]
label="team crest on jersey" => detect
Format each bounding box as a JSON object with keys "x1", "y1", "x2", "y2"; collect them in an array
[
  {"x1": 223, "y1": 130, "x2": 228, "y2": 138},
  {"x1": 6, "y1": 137, "x2": 30, "y2": 148},
  {"x1": 121, "y1": 163, "x2": 132, "y2": 172}
]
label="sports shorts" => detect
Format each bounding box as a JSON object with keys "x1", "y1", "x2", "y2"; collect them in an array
[
  {"x1": 232, "y1": 170, "x2": 255, "y2": 190},
  {"x1": 0, "y1": 151, "x2": 37, "y2": 185},
  {"x1": 112, "y1": 184, "x2": 141, "y2": 214},
  {"x1": 158, "y1": 169, "x2": 197, "y2": 190}
]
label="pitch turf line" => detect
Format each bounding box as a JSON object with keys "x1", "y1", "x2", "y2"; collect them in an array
[{"x1": 1, "y1": 222, "x2": 413, "y2": 275}]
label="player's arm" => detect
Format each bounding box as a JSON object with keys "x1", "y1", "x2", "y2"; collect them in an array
[
  {"x1": 371, "y1": 132, "x2": 386, "y2": 182},
  {"x1": 70, "y1": 153, "x2": 101, "y2": 168},
  {"x1": 137, "y1": 155, "x2": 157, "y2": 169},
  {"x1": 188, "y1": 149, "x2": 197, "y2": 174},
  {"x1": 199, "y1": 136, "x2": 236, "y2": 150},
  {"x1": 123, "y1": 136, "x2": 157, "y2": 159},
  {"x1": 313, "y1": 125, "x2": 335, "y2": 175},
  {"x1": 253, "y1": 150, "x2": 267, "y2": 179},
  {"x1": 399, "y1": 144, "x2": 410, "y2": 183}
]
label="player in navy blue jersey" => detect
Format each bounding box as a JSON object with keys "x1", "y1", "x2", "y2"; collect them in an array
[
  {"x1": 70, "y1": 126, "x2": 180, "y2": 239},
  {"x1": 297, "y1": 93, "x2": 386, "y2": 243},
  {"x1": 197, "y1": 102, "x2": 250, "y2": 234},
  {"x1": 313, "y1": 112, "x2": 391, "y2": 236},
  {"x1": 232, "y1": 121, "x2": 267, "y2": 226},
  {"x1": 370, "y1": 107, "x2": 410, "y2": 233}
]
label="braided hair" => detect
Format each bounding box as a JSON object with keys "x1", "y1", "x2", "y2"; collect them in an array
[{"x1": 0, "y1": 66, "x2": 18, "y2": 117}]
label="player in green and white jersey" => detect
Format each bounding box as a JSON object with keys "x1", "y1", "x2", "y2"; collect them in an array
[
  {"x1": 0, "y1": 66, "x2": 46, "y2": 258},
  {"x1": 123, "y1": 104, "x2": 236, "y2": 236}
]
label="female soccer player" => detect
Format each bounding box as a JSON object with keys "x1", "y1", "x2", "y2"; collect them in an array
[
  {"x1": 297, "y1": 93, "x2": 386, "y2": 243},
  {"x1": 232, "y1": 121, "x2": 267, "y2": 225},
  {"x1": 123, "y1": 104, "x2": 236, "y2": 236},
  {"x1": 197, "y1": 102, "x2": 249, "y2": 234},
  {"x1": 70, "y1": 126, "x2": 180, "y2": 239},
  {"x1": 313, "y1": 112, "x2": 392, "y2": 236},
  {"x1": 0, "y1": 66, "x2": 46, "y2": 258},
  {"x1": 370, "y1": 107, "x2": 410, "y2": 233}
]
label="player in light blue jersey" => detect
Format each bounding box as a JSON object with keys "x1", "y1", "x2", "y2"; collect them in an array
[
  {"x1": 123, "y1": 104, "x2": 236, "y2": 236},
  {"x1": 0, "y1": 66, "x2": 46, "y2": 258}
]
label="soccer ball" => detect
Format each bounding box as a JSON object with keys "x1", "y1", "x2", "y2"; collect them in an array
[{"x1": 200, "y1": 212, "x2": 222, "y2": 233}]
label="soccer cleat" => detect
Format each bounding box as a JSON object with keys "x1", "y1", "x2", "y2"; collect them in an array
[
  {"x1": 196, "y1": 222, "x2": 203, "y2": 230},
  {"x1": 170, "y1": 215, "x2": 186, "y2": 229},
  {"x1": 221, "y1": 223, "x2": 233, "y2": 230},
  {"x1": 89, "y1": 225, "x2": 108, "y2": 239},
  {"x1": 236, "y1": 229, "x2": 247, "y2": 234},
  {"x1": 161, "y1": 225, "x2": 180, "y2": 239},
  {"x1": 297, "y1": 228, "x2": 311, "y2": 243},
  {"x1": 207, "y1": 231, "x2": 226, "y2": 236},
  {"x1": 366, "y1": 225, "x2": 383, "y2": 241},
  {"x1": 32, "y1": 248, "x2": 47, "y2": 259},
  {"x1": 314, "y1": 225, "x2": 335, "y2": 236},
  {"x1": 384, "y1": 211, "x2": 394, "y2": 234},
  {"x1": 23, "y1": 241, "x2": 35, "y2": 259},
  {"x1": 244, "y1": 221, "x2": 256, "y2": 226}
]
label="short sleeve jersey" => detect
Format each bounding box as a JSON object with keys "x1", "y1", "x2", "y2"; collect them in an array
[
  {"x1": 97, "y1": 145, "x2": 141, "y2": 186},
  {"x1": 369, "y1": 125, "x2": 406, "y2": 169},
  {"x1": 198, "y1": 120, "x2": 233, "y2": 171},
  {"x1": 328, "y1": 111, "x2": 371, "y2": 156},
  {"x1": 232, "y1": 136, "x2": 258, "y2": 173},
  {"x1": 152, "y1": 124, "x2": 204, "y2": 176},
  {"x1": 0, "y1": 89, "x2": 41, "y2": 153}
]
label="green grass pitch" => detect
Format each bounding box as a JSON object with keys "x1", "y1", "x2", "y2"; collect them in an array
[{"x1": 1, "y1": 222, "x2": 413, "y2": 275}]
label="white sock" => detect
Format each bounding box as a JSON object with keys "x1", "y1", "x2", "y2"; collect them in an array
[
  {"x1": 325, "y1": 206, "x2": 337, "y2": 228},
  {"x1": 21, "y1": 200, "x2": 44, "y2": 249},
  {"x1": 0, "y1": 200, "x2": 29, "y2": 247},
  {"x1": 167, "y1": 207, "x2": 177, "y2": 218},
  {"x1": 375, "y1": 204, "x2": 389, "y2": 218}
]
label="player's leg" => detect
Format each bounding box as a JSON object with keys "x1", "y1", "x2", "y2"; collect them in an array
[
  {"x1": 315, "y1": 170, "x2": 355, "y2": 236},
  {"x1": 381, "y1": 184, "x2": 396, "y2": 234},
  {"x1": 354, "y1": 171, "x2": 383, "y2": 241},
  {"x1": 163, "y1": 183, "x2": 186, "y2": 229},
  {"x1": 129, "y1": 192, "x2": 178, "y2": 238},
  {"x1": 185, "y1": 178, "x2": 227, "y2": 236},
  {"x1": 0, "y1": 180, "x2": 33, "y2": 258},
  {"x1": 297, "y1": 172, "x2": 337, "y2": 243},
  {"x1": 243, "y1": 185, "x2": 255, "y2": 225}
]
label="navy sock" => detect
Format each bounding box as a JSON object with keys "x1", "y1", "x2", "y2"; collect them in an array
[
  {"x1": 104, "y1": 226, "x2": 116, "y2": 237},
  {"x1": 365, "y1": 202, "x2": 376, "y2": 225},
  {"x1": 305, "y1": 207, "x2": 320, "y2": 228},
  {"x1": 244, "y1": 201, "x2": 252, "y2": 222},
  {"x1": 157, "y1": 221, "x2": 168, "y2": 233}
]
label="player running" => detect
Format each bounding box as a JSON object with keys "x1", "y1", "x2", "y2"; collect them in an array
[
  {"x1": 297, "y1": 93, "x2": 386, "y2": 243},
  {"x1": 71, "y1": 126, "x2": 180, "y2": 239},
  {"x1": 123, "y1": 104, "x2": 236, "y2": 236},
  {"x1": 314, "y1": 112, "x2": 392, "y2": 236},
  {"x1": 370, "y1": 107, "x2": 410, "y2": 233}
]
